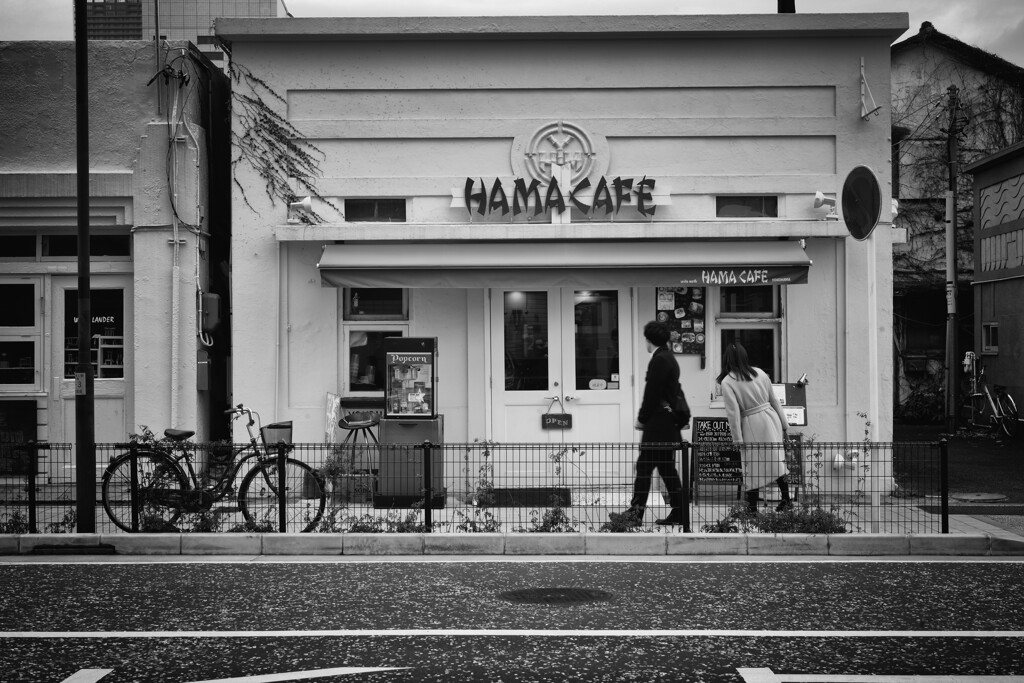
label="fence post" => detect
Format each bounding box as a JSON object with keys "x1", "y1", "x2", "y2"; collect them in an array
[
  {"x1": 680, "y1": 442, "x2": 691, "y2": 533},
  {"x1": 939, "y1": 439, "x2": 949, "y2": 534},
  {"x1": 277, "y1": 441, "x2": 288, "y2": 533},
  {"x1": 27, "y1": 441, "x2": 38, "y2": 533},
  {"x1": 129, "y1": 441, "x2": 140, "y2": 532},
  {"x1": 422, "y1": 440, "x2": 433, "y2": 532}
]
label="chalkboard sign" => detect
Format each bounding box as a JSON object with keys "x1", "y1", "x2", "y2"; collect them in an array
[{"x1": 691, "y1": 417, "x2": 742, "y2": 482}]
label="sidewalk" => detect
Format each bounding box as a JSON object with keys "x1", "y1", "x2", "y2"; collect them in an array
[
  {"x1": 894, "y1": 421, "x2": 1024, "y2": 539},
  {"x1": 3, "y1": 515, "x2": 1024, "y2": 557}
]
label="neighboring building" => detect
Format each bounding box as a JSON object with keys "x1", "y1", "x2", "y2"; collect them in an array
[
  {"x1": 85, "y1": 0, "x2": 142, "y2": 39},
  {"x1": 85, "y1": 0, "x2": 278, "y2": 67},
  {"x1": 965, "y1": 141, "x2": 1024, "y2": 405},
  {"x1": 216, "y1": 9, "x2": 907, "y2": 484},
  {"x1": 890, "y1": 22, "x2": 1024, "y2": 420},
  {"x1": 0, "y1": 41, "x2": 231, "y2": 481}
]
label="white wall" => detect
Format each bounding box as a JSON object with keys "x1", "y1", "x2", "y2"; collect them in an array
[{"x1": 226, "y1": 15, "x2": 903, "y2": 444}]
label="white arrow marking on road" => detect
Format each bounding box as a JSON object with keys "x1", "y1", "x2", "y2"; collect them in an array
[
  {"x1": 60, "y1": 671, "x2": 113, "y2": 683},
  {"x1": 738, "y1": 668, "x2": 1024, "y2": 682},
  {"x1": 182, "y1": 667, "x2": 409, "y2": 683}
]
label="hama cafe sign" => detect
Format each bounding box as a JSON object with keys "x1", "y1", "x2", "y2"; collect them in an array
[
  {"x1": 451, "y1": 120, "x2": 669, "y2": 219},
  {"x1": 458, "y1": 175, "x2": 662, "y2": 218}
]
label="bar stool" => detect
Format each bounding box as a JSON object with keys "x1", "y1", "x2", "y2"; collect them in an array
[{"x1": 338, "y1": 410, "x2": 380, "y2": 446}]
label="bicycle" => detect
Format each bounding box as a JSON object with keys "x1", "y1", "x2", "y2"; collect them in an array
[
  {"x1": 101, "y1": 404, "x2": 326, "y2": 532},
  {"x1": 961, "y1": 351, "x2": 1019, "y2": 439}
]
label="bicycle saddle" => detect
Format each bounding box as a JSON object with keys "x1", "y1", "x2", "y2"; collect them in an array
[
  {"x1": 164, "y1": 429, "x2": 196, "y2": 441},
  {"x1": 339, "y1": 411, "x2": 380, "y2": 429}
]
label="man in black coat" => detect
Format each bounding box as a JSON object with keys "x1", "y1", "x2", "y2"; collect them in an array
[{"x1": 626, "y1": 320, "x2": 685, "y2": 526}]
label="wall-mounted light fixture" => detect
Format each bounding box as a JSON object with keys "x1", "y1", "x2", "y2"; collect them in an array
[
  {"x1": 287, "y1": 196, "x2": 312, "y2": 224},
  {"x1": 813, "y1": 191, "x2": 838, "y2": 220}
]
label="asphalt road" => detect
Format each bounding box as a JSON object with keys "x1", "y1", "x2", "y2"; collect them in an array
[{"x1": 3, "y1": 557, "x2": 1024, "y2": 682}]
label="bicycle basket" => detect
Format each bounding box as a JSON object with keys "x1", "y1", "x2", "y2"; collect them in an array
[{"x1": 260, "y1": 421, "x2": 293, "y2": 455}]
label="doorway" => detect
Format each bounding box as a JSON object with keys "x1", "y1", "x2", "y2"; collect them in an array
[
  {"x1": 489, "y1": 288, "x2": 634, "y2": 443},
  {"x1": 50, "y1": 276, "x2": 132, "y2": 448}
]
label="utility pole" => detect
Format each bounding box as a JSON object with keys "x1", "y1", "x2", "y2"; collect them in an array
[
  {"x1": 944, "y1": 85, "x2": 960, "y2": 433},
  {"x1": 74, "y1": 0, "x2": 96, "y2": 532}
]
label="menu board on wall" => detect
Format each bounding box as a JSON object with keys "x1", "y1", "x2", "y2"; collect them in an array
[{"x1": 656, "y1": 287, "x2": 705, "y2": 355}]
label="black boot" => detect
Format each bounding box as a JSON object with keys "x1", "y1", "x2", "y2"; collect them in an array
[
  {"x1": 775, "y1": 476, "x2": 794, "y2": 511},
  {"x1": 745, "y1": 489, "x2": 759, "y2": 513},
  {"x1": 656, "y1": 509, "x2": 685, "y2": 525}
]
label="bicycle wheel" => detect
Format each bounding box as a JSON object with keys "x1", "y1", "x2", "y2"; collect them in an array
[
  {"x1": 237, "y1": 458, "x2": 326, "y2": 532},
  {"x1": 102, "y1": 450, "x2": 188, "y2": 532},
  {"x1": 997, "y1": 393, "x2": 1019, "y2": 438}
]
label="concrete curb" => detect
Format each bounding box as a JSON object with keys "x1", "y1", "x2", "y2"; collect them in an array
[{"x1": 3, "y1": 532, "x2": 1024, "y2": 556}]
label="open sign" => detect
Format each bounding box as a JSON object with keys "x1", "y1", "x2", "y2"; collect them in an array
[{"x1": 541, "y1": 413, "x2": 572, "y2": 430}]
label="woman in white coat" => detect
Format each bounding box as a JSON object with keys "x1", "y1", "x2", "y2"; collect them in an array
[{"x1": 718, "y1": 341, "x2": 793, "y2": 512}]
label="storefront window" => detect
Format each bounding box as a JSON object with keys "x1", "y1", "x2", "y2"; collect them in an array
[
  {"x1": 574, "y1": 290, "x2": 619, "y2": 390},
  {"x1": 720, "y1": 329, "x2": 778, "y2": 381},
  {"x1": 344, "y1": 199, "x2": 407, "y2": 222},
  {"x1": 43, "y1": 234, "x2": 131, "y2": 258},
  {"x1": 716, "y1": 195, "x2": 778, "y2": 218},
  {"x1": 720, "y1": 285, "x2": 776, "y2": 316},
  {"x1": 63, "y1": 289, "x2": 125, "y2": 379},
  {"x1": 347, "y1": 329, "x2": 404, "y2": 393},
  {"x1": 716, "y1": 285, "x2": 780, "y2": 384},
  {"x1": 503, "y1": 291, "x2": 548, "y2": 391},
  {"x1": 0, "y1": 279, "x2": 40, "y2": 389},
  {"x1": 343, "y1": 288, "x2": 408, "y2": 321},
  {"x1": 0, "y1": 236, "x2": 36, "y2": 258}
]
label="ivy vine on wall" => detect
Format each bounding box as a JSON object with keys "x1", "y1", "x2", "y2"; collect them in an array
[{"x1": 228, "y1": 61, "x2": 337, "y2": 223}]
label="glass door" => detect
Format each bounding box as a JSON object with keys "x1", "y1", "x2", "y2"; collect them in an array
[{"x1": 490, "y1": 288, "x2": 633, "y2": 444}]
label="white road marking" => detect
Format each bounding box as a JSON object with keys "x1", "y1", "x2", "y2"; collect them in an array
[
  {"x1": 5, "y1": 629, "x2": 1024, "y2": 638},
  {"x1": 182, "y1": 666, "x2": 409, "y2": 682},
  {"x1": 59, "y1": 671, "x2": 113, "y2": 683},
  {"x1": 738, "y1": 669, "x2": 1024, "y2": 682}
]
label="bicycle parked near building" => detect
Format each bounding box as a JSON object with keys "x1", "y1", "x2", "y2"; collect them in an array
[
  {"x1": 101, "y1": 404, "x2": 326, "y2": 532},
  {"x1": 961, "y1": 351, "x2": 1019, "y2": 439}
]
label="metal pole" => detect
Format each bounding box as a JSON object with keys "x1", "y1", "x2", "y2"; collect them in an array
[
  {"x1": 74, "y1": 0, "x2": 96, "y2": 533},
  {"x1": 422, "y1": 441, "x2": 433, "y2": 531},
  {"x1": 939, "y1": 439, "x2": 949, "y2": 534},
  {"x1": 944, "y1": 85, "x2": 960, "y2": 433},
  {"x1": 277, "y1": 442, "x2": 287, "y2": 532},
  {"x1": 130, "y1": 441, "x2": 140, "y2": 532},
  {"x1": 680, "y1": 442, "x2": 691, "y2": 533},
  {"x1": 27, "y1": 442, "x2": 38, "y2": 534}
]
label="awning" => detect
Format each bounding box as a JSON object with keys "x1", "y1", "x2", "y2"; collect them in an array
[{"x1": 317, "y1": 241, "x2": 811, "y2": 289}]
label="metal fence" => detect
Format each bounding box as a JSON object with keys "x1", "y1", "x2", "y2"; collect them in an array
[{"x1": 0, "y1": 439, "x2": 948, "y2": 534}]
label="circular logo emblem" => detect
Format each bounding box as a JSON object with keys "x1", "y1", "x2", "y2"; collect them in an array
[{"x1": 521, "y1": 121, "x2": 597, "y2": 185}]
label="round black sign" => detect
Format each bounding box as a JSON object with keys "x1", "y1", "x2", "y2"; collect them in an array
[{"x1": 841, "y1": 165, "x2": 882, "y2": 240}]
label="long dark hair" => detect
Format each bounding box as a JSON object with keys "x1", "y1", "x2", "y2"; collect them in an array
[{"x1": 717, "y1": 341, "x2": 756, "y2": 383}]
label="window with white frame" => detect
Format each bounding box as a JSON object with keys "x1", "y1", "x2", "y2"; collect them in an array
[
  {"x1": 343, "y1": 288, "x2": 408, "y2": 321},
  {"x1": 712, "y1": 285, "x2": 782, "y2": 398},
  {"x1": 343, "y1": 325, "x2": 407, "y2": 396},
  {"x1": 0, "y1": 278, "x2": 42, "y2": 391}
]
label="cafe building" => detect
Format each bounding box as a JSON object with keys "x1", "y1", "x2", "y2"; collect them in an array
[{"x1": 216, "y1": 13, "x2": 908, "y2": 448}]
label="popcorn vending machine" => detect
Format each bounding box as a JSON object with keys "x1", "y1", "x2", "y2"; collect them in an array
[
  {"x1": 378, "y1": 337, "x2": 444, "y2": 507},
  {"x1": 384, "y1": 337, "x2": 437, "y2": 419}
]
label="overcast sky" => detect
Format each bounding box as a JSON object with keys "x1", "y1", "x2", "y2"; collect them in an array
[{"x1": 1, "y1": 0, "x2": 1022, "y2": 67}]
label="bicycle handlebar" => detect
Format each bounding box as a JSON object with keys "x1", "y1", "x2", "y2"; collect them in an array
[{"x1": 225, "y1": 403, "x2": 256, "y2": 428}]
